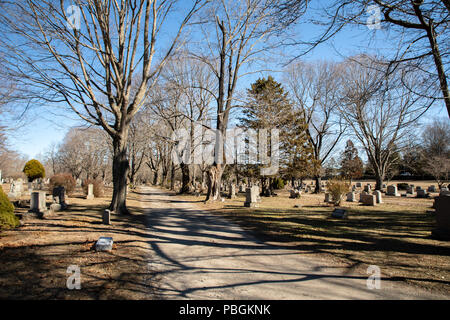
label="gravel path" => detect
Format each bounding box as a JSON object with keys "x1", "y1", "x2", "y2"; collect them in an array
[{"x1": 141, "y1": 186, "x2": 447, "y2": 300}]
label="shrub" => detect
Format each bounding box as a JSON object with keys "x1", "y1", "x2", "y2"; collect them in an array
[
  {"x1": 82, "y1": 179, "x2": 104, "y2": 197},
  {"x1": 272, "y1": 177, "x2": 285, "y2": 190},
  {"x1": 23, "y1": 159, "x2": 45, "y2": 182},
  {"x1": 397, "y1": 183, "x2": 409, "y2": 190},
  {"x1": 49, "y1": 174, "x2": 76, "y2": 195},
  {"x1": 327, "y1": 179, "x2": 351, "y2": 206},
  {"x1": 0, "y1": 187, "x2": 19, "y2": 230}
]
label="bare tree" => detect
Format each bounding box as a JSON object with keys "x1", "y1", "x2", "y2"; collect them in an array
[
  {"x1": 277, "y1": 0, "x2": 450, "y2": 117},
  {"x1": 0, "y1": 0, "x2": 207, "y2": 214},
  {"x1": 339, "y1": 55, "x2": 435, "y2": 190},
  {"x1": 191, "y1": 0, "x2": 284, "y2": 201},
  {"x1": 286, "y1": 60, "x2": 346, "y2": 192},
  {"x1": 425, "y1": 155, "x2": 450, "y2": 188}
]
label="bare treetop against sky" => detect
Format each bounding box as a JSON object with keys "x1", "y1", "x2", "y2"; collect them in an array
[{"x1": 1, "y1": 0, "x2": 448, "y2": 160}]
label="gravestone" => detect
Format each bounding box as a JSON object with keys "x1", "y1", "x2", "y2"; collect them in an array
[
  {"x1": 382, "y1": 184, "x2": 387, "y2": 189},
  {"x1": 417, "y1": 189, "x2": 428, "y2": 198},
  {"x1": 415, "y1": 186, "x2": 422, "y2": 192},
  {"x1": 290, "y1": 189, "x2": 300, "y2": 199},
  {"x1": 406, "y1": 186, "x2": 414, "y2": 195},
  {"x1": 95, "y1": 237, "x2": 113, "y2": 251},
  {"x1": 364, "y1": 184, "x2": 371, "y2": 193},
  {"x1": 86, "y1": 184, "x2": 94, "y2": 200},
  {"x1": 431, "y1": 195, "x2": 450, "y2": 240},
  {"x1": 439, "y1": 188, "x2": 450, "y2": 196},
  {"x1": 30, "y1": 191, "x2": 47, "y2": 213},
  {"x1": 356, "y1": 182, "x2": 362, "y2": 188},
  {"x1": 8, "y1": 181, "x2": 22, "y2": 199},
  {"x1": 374, "y1": 190, "x2": 383, "y2": 204},
  {"x1": 361, "y1": 194, "x2": 376, "y2": 206},
  {"x1": 244, "y1": 186, "x2": 259, "y2": 207},
  {"x1": 52, "y1": 186, "x2": 67, "y2": 209},
  {"x1": 324, "y1": 193, "x2": 331, "y2": 203},
  {"x1": 427, "y1": 185, "x2": 436, "y2": 193},
  {"x1": 346, "y1": 192, "x2": 356, "y2": 202},
  {"x1": 228, "y1": 184, "x2": 236, "y2": 199},
  {"x1": 331, "y1": 209, "x2": 347, "y2": 219},
  {"x1": 352, "y1": 185, "x2": 356, "y2": 192},
  {"x1": 386, "y1": 185, "x2": 399, "y2": 196},
  {"x1": 103, "y1": 209, "x2": 111, "y2": 225}
]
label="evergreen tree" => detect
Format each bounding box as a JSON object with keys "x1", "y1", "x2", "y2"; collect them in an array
[
  {"x1": 240, "y1": 76, "x2": 315, "y2": 191},
  {"x1": 340, "y1": 140, "x2": 363, "y2": 181}
]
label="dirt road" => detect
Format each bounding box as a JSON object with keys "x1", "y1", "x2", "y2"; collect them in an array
[{"x1": 141, "y1": 187, "x2": 447, "y2": 300}]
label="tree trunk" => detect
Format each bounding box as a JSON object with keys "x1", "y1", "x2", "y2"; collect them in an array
[
  {"x1": 179, "y1": 163, "x2": 191, "y2": 194},
  {"x1": 205, "y1": 164, "x2": 223, "y2": 201},
  {"x1": 170, "y1": 163, "x2": 175, "y2": 191},
  {"x1": 152, "y1": 170, "x2": 158, "y2": 185},
  {"x1": 374, "y1": 171, "x2": 384, "y2": 191},
  {"x1": 110, "y1": 135, "x2": 130, "y2": 215},
  {"x1": 314, "y1": 176, "x2": 322, "y2": 193}
]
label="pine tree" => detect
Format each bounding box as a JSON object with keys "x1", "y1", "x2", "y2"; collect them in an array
[
  {"x1": 340, "y1": 140, "x2": 363, "y2": 181},
  {"x1": 240, "y1": 76, "x2": 315, "y2": 191}
]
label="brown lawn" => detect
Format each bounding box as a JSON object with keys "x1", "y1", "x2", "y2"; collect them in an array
[{"x1": 0, "y1": 185, "x2": 159, "y2": 300}]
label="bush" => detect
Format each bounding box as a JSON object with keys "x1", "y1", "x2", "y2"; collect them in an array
[
  {"x1": 397, "y1": 183, "x2": 409, "y2": 190},
  {"x1": 0, "y1": 187, "x2": 19, "y2": 230},
  {"x1": 272, "y1": 177, "x2": 285, "y2": 190},
  {"x1": 49, "y1": 174, "x2": 76, "y2": 195},
  {"x1": 82, "y1": 179, "x2": 104, "y2": 197},
  {"x1": 23, "y1": 159, "x2": 45, "y2": 182},
  {"x1": 327, "y1": 179, "x2": 351, "y2": 206}
]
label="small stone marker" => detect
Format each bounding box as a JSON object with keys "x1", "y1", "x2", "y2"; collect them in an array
[
  {"x1": 361, "y1": 194, "x2": 376, "y2": 206},
  {"x1": 290, "y1": 189, "x2": 300, "y2": 199},
  {"x1": 364, "y1": 184, "x2": 371, "y2": 193},
  {"x1": 356, "y1": 182, "x2": 362, "y2": 188},
  {"x1": 95, "y1": 237, "x2": 113, "y2": 251},
  {"x1": 374, "y1": 190, "x2": 383, "y2": 204},
  {"x1": 331, "y1": 209, "x2": 347, "y2": 219},
  {"x1": 244, "y1": 186, "x2": 259, "y2": 207},
  {"x1": 406, "y1": 186, "x2": 414, "y2": 195},
  {"x1": 431, "y1": 195, "x2": 450, "y2": 241},
  {"x1": 228, "y1": 184, "x2": 236, "y2": 199},
  {"x1": 87, "y1": 184, "x2": 94, "y2": 200},
  {"x1": 346, "y1": 192, "x2": 356, "y2": 202},
  {"x1": 386, "y1": 185, "x2": 399, "y2": 197},
  {"x1": 417, "y1": 189, "x2": 428, "y2": 198},
  {"x1": 103, "y1": 209, "x2": 111, "y2": 225},
  {"x1": 324, "y1": 193, "x2": 331, "y2": 203},
  {"x1": 30, "y1": 191, "x2": 47, "y2": 213}
]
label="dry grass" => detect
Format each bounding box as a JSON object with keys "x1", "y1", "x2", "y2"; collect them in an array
[
  {"x1": 0, "y1": 186, "x2": 159, "y2": 300},
  {"x1": 175, "y1": 185, "x2": 450, "y2": 295}
]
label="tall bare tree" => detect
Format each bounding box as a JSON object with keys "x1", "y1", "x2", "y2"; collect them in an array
[
  {"x1": 340, "y1": 55, "x2": 436, "y2": 190},
  {"x1": 286, "y1": 60, "x2": 346, "y2": 192},
  {"x1": 277, "y1": 0, "x2": 450, "y2": 117},
  {"x1": 191, "y1": 0, "x2": 286, "y2": 201},
  {"x1": 0, "y1": 0, "x2": 206, "y2": 214}
]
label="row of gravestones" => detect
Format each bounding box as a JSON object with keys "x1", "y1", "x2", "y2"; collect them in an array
[
  {"x1": 323, "y1": 190, "x2": 382, "y2": 206},
  {"x1": 11, "y1": 183, "x2": 96, "y2": 219}
]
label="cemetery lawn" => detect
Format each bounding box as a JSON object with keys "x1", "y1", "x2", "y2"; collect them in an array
[
  {"x1": 0, "y1": 186, "x2": 158, "y2": 299},
  {"x1": 182, "y1": 189, "x2": 450, "y2": 295}
]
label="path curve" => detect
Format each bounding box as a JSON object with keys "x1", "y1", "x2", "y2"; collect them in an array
[{"x1": 140, "y1": 186, "x2": 447, "y2": 300}]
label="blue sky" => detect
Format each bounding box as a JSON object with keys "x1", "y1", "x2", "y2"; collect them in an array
[{"x1": 5, "y1": 1, "x2": 448, "y2": 159}]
